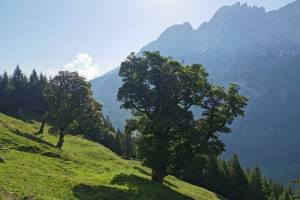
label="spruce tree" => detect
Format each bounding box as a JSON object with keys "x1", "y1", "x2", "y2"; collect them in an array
[
  {"x1": 218, "y1": 159, "x2": 230, "y2": 197},
  {"x1": 11, "y1": 65, "x2": 28, "y2": 113},
  {"x1": 227, "y1": 154, "x2": 250, "y2": 200},
  {"x1": 115, "y1": 129, "x2": 123, "y2": 155},
  {"x1": 28, "y1": 70, "x2": 40, "y2": 113},
  {"x1": 0, "y1": 72, "x2": 13, "y2": 113},
  {"x1": 203, "y1": 156, "x2": 223, "y2": 194},
  {"x1": 248, "y1": 166, "x2": 267, "y2": 200},
  {"x1": 123, "y1": 119, "x2": 135, "y2": 159},
  {"x1": 263, "y1": 177, "x2": 272, "y2": 198},
  {"x1": 279, "y1": 190, "x2": 291, "y2": 200}
]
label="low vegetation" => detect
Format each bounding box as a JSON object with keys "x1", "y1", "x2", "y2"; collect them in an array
[{"x1": 0, "y1": 113, "x2": 224, "y2": 200}]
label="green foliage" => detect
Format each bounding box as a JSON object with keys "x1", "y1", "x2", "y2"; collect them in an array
[
  {"x1": 0, "y1": 113, "x2": 224, "y2": 200},
  {"x1": 226, "y1": 154, "x2": 250, "y2": 199},
  {"x1": 197, "y1": 154, "x2": 292, "y2": 200},
  {"x1": 248, "y1": 166, "x2": 267, "y2": 200},
  {"x1": 44, "y1": 71, "x2": 103, "y2": 148},
  {"x1": 292, "y1": 178, "x2": 300, "y2": 199},
  {"x1": 0, "y1": 66, "x2": 48, "y2": 117},
  {"x1": 117, "y1": 51, "x2": 248, "y2": 183},
  {"x1": 104, "y1": 115, "x2": 116, "y2": 132},
  {"x1": 121, "y1": 119, "x2": 137, "y2": 159},
  {"x1": 10, "y1": 65, "x2": 28, "y2": 111},
  {"x1": 0, "y1": 67, "x2": 125, "y2": 154},
  {"x1": 202, "y1": 156, "x2": 224, "y2": 194}
]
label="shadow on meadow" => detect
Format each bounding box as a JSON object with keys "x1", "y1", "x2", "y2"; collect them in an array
[
  {"x1": 12, "y1": 129, "x2": 56, "y2": 148},
  {"x1": 73, "y1": 173, "x2": 193, "y2": 200}
]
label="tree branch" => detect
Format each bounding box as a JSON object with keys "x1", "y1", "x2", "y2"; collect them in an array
[{"x1": 129, "y1": 97, "x2": 152, "y2": 119}]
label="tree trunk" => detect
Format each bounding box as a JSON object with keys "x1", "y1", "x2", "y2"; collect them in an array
[
  {"x1": 151, "y1": 169, "x2": 165, "y2": 184},
  {"x1": 36, "y1": 120, "x2": 46, "y2": 135},
  {"x1": 56, "y1": 129, "x2": 65, "y2": 148}
]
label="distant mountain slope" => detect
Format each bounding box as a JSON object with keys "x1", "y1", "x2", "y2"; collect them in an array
[
  {"x1": 91, "y1": 1, "x2": 300, "y2": 184},
  {"x1": 0, "y1": 113, "x2": 223, "y2": 200}
]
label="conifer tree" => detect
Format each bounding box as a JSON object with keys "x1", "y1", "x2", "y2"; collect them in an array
[
  {"x1": 249, "y1": 166, "x2": 267, "y2": 200},
  {"x1": 115, "y1": 129, "x2": 123, "y2": 155},
  {"x1": 27, "y1": 70, "x2": 40, "y2": 113},
  {"x1": 279, "y1": 190, "x2": 291, "y2": 200},
  {"x1": 227, "y1": 154, "x2": 250, "y2": 200},
  {"x1": 11, "y1": 65, "x2": 28, "y2": 113},
  {"x1": 0, "y1": 72, "x2": 13, "y2": 113},
  {"x1": 203, "y1": 156, "x2": 223, "y2": 193},
  {"x1": 292, "y1": 178, "x2": 300, "y2": 200},
  {"x1": 218, "y1": 159, "x2": 230, "y2": 197},
  {"x1": 123, "y1": 119, "x2": 135, "y2": 159}
]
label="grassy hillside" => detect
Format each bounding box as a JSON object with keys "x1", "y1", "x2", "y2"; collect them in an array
[{"x1": 0, "y1": 113, "x2": 224, "y2": 200}]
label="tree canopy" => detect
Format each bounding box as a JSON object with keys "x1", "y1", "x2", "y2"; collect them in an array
[
  {"x1": 44, "y1": 71, "x2": 103, "y2": 148},
  {"x1": 118, "y1": 51, "x2": 248, "y2": 183}
]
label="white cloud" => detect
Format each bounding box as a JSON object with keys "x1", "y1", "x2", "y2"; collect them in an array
[{"x1": 63, "y1": 53, "x2": 102, "y2": 80}]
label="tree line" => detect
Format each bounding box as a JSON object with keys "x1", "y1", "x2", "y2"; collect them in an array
[
  {"x1": 0, "y1": 53, "x2": 294, "y2": 199},
  {"x1": 0, "y1": 66, "x2": 47, "y2": 118},
  {"x1": 0, "y1": 66, "x2": 130, "y2": 154},
  {"x1": 200, "y1": 155, "x2": 292, "y2": 200}
]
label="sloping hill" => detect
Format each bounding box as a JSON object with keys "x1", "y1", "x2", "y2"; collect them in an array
[{"x1": 0, "y1": 113, "x2": 224, "y2": 200}]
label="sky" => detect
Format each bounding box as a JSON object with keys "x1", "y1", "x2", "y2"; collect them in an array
[{"x1": 0, "y1": 0, "x2": 296, "y2": 80}]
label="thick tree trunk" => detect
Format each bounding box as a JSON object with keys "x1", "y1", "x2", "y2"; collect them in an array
[
  {"x1": 56, "y1": 129, "x2": 65, "y2": 148},
  {"x1": 151, "y1": 169, "x2": 165, "y2": 184},
  {"x1": 36, "y1": 120, "x2": 46, "y2": 135}
]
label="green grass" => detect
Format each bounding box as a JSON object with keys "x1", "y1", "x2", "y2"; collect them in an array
[{"x1": 0, "y1": 113, "x2": 224, "y2": 200}]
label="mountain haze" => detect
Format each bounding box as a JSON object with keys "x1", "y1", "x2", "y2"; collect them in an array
[{"x1": 91, "y1": 0, "x2": 300, "y2": 184}]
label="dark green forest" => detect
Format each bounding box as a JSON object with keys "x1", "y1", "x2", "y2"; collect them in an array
[{"x1": 0, "y1": 52, "x2": 295, "y2": 200}]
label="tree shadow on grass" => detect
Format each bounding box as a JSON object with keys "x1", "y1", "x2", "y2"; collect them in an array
[
  {"x1": 133, "y1": 166, "x2": 177, "y2": 188},
  {"x1": 133, "y1": 166, "x2": 151, "y2": 176},
  {"x1": 73, "y1": 173, "x2": 193, "y2": 200},
  {"x1": 12, "y1": 129, "x2": 56, "y2": 148}
]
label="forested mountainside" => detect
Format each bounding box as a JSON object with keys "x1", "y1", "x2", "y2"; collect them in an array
[{"x1": 91, "y1": 0, "x2": 300, "y2": 184}]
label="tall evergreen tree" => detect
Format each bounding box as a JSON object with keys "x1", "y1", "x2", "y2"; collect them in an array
[
  {"x1": 10, "y1": 65, "x2": 28, "y2": 113},
  {"x1": 218, "y1": 159, "x2": 230, "y2": 197},
  {"x1": 227, "y1": 154, "x2": 250, "y2": 200},
  {"x1": 115, "y1": 129, "x2": 123, "y2": 155},
  {"x1": 104, "y1": 115, "x2": 115, "y2": 132},
  {"x1": 27, "y1": 69, "x2": 40, "y2": 112},
  {"x1": 292, "y1": 178, "x2": 300, "y2": 200},
  {"x1": 0, "y1": 72, "x2": 13, "y2": 113},
  {"x1": 123, "y1": 119, "x2": 136, "y2": 159},
  {"x1": 280, "y1": 190, "x2": 291, "y2": 200},
  {"x1": 248, "y1": 166, "x2": 267, "y2": 200},
  {"x1": 203, "y1": 156, "x2": 223, "y2": 193}
]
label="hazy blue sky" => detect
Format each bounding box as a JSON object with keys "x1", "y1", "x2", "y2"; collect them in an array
[{"x1": 0, "y1": 0, "x2": 295, "y2": 79}]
